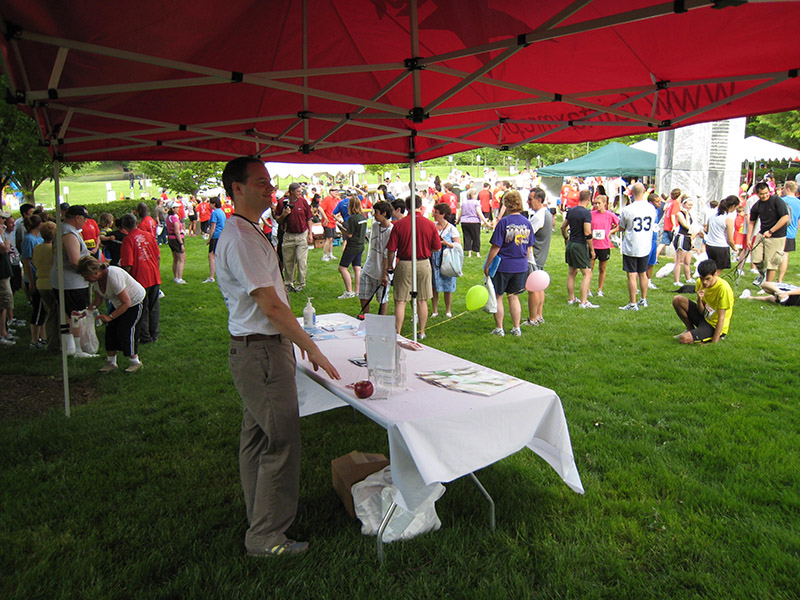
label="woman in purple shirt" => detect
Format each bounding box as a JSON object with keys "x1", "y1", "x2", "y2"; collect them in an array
[{"x1": 457, "y1": 188, "x2": 492, "y2": 258}]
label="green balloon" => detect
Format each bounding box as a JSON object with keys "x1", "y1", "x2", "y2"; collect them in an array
[{"x1": 465, "y1": 285, "x2": 489, "y2": 311}]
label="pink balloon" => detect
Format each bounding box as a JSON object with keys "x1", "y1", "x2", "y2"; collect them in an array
[{"x1": 526, "y1": 269, "x2": 550, "y2": 292}]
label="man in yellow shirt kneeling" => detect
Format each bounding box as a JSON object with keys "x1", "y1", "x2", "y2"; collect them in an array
[{"x1": 672, "y1": 259, "x2": 734, "y2": 344}]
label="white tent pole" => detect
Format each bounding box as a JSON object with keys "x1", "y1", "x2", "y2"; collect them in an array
[{"x1": 52, "y1": 157, "x2": 71, "y2": 417}]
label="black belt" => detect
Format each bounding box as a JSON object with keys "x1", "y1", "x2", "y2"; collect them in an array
[{"x1": 231, "y1": 333, "x2": 281, "y2": 342}]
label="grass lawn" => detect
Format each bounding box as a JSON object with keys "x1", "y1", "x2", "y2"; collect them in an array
[{"x1": 2, "y1": 224, "x2": 799, "y2": 599}]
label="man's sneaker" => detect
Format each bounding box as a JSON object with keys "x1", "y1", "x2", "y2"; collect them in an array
[
  {"x1": 579, "y1": 301, "x2": 599, "y2": 309},
  {"x1": 431, "y1": 312, "x2": 438, "y2": 318},
  {"x1": 158, "y1": 289, "x2": 166, "y2": 298},
  {"x1": 739, "y1": 288, "x2": 752, "y2": 299},
  {"x1": 98, "y1": 362, "x2": 118, "y2": 373},
  {"x1": 648, "y1": 281, "x2": 658, "y2": 290},
  {"x1": 753, "y1": 274, "x2": 764, "y2": 287},
  {"x1": 490, "y1": 328, "x2": 505, "y2": 337},
  {"x1": 685, "y1": 278, "x2": 695, "y2": 284},
  {"x1": 125, "y1": 363, "x2": 142, "y2": 373},
  {"x1": 597, "y1": 290, "x2": 605, "y2": 297},
  {"x1": 509, "y1": 327, "x2": 522, "y2": 337},
  {"x1": 567, "y1": 298, "x2": 579, "y2": 305},
  {"x1": 321, "y1": 255, "x2": 330, "y2": 262},
  {"x1": 637, "y1": 298, "x2": 649, "y2": 308},
  {"x1": 248, "y1": 539, "x2": 309, "y2": 558},
  {"x1": 337, "y1": 291, "x2": 356, "y2": 299},
  {"x1": 587, "y1": 290, "x2": 593, "y2": 297},
  {"x1": 0, "y1": 337, "x2": 15, "y2": 346},
  {"x1": 294, "y1": 284, "x2": 306, "y2": 292},
  {"x1": 202, "y1": 277, "x2": 215, "y2": 283},
  {"x1": 9, "y1": 318, "x2": 26, "y2": 327},
  {"x1": 619, "y1": 302, "x2": 639, "y2": 311},
  {"x1": 672, "y1": 281, "x2": 682, "y2": 287},
  {"x1": 521, "y1": 319, "x2": 537, "y2": 326},
  {"x1": 174, "y1": 278, "x2": 187, "y2": 284},
  {"x1": 535, "y1": 317, "x2": 545, "y2": 325},
  {"x1": 445, "y1": 312, "x2": 453, "y2": 318}
]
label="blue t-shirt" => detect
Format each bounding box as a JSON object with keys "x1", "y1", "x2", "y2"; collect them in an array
[
  {"x1": 210, "y1": 208, "x2": 227, "y2": 239},
  {"x1": 782, "y1": 195, "x2": 800, "y2": 240},
  {"x1": 490, "y1": 213, "x2": 532, "y2": 273},
  {"x1": 333, "y1": 198, "x2": 350, "y2": 223},
  {"x1": 21, "y1": 232, "x2": 43, "y2": 281}
]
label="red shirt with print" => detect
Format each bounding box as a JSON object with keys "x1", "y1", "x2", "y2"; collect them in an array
[{"x1": 120, "y1": 228, "x2": 161, "y2": 287}]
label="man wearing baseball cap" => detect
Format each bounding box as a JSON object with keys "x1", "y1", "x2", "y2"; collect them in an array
[
  {"x1": 50, "y1": 205, "x2": 96, "y2": 357},
  {"x1": 275, "y1": 182, "x2": 313, "y2": 292}
]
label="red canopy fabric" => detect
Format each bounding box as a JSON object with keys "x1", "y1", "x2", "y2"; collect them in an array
[{"x1": 2, "y1": 0, "x2": 799, "y2": 164}]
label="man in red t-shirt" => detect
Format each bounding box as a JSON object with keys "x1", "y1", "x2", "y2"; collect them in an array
[
  {"x1": 81, "y1": 216, "x2": 101, "y2": 258},
  {"x1": 382, "y1": 195, "x2": 441, "y2": 339},
  {"x1": 478, "y1": 183, "x2": 493, "y2": 225},
  {"x1": 319, "y1": 189, "x2": 340, "y2": 261},
  {"x1": 197, "y1": 199, "x2": 212, "y2": 235},
  {"x1": 275, "y1": 182, "x2": 314, "y2": 291},
  {"x1": 119, "y1": 213, "x2": 161, "y2": 344},
  {"x1": 441, "y1": 183, "x2": 459, "y2": 225},
  {"x1": 136, "y1": 202, "x2": 158, "y2": 239}
]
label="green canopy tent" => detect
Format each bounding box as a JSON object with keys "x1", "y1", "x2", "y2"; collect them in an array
[{"x1": 538, "y1": 142, "x2": 656, "y2": 177}]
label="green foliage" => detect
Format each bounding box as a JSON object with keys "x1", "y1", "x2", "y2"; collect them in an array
[
  {"x1": 82, "y1": 197, "x2": 158, "y2": 219},
  {"x1": 746, "y1": 110, "x2": 800, "y2": 148},
  {"x1": 134, "y1": 161, "x2": 224, "y2": 196}
]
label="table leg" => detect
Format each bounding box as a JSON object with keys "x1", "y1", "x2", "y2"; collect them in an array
[
  {"x1": 376, "y1": 501, "x2": 398, "y2": 564},
  {"x1": 469, "y1": 472, "x2": 495, "y2": 531}
]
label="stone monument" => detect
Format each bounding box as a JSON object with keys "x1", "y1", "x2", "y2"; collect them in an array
[{"x1": 657, "y1": 117, "x2": 745, "y2": 223}]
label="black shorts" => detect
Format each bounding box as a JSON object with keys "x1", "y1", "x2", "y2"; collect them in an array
[
  {"x1": 105, "y1": 303, "x2": 142, "y2": 356},
  {"x1": 781, "y1": 294, "x2": 800, "y2": 306},
  {"x1": 785, "y1": 238, "x2": 796, "y2": 252},
  {"x1": 168, "y1": 238, "x2": 185, "y2": 254},
  {"x1": 339, "y1": 247, "x2": 363, "y2": 268},
  {"x1": 673, "y1": 232, "x2": 692, "y2": 252},
  {"x1": 594, "y1": 248, "x2": 611, "y2": 262},
  {"x1": 685, "y1": 300, "x2": 722, "y2": 342},
  {"x1": 324, "y1": 226, "x2": 336, "y2": 239},
  {"x1": 491, "y1": 270, "x2": 526, "y2": 296},
  {"x1": 208, "y1": 238, "x2": 219, "y2": 254},
  {"x1": 189, "y1": 213, "x2": 197, "y2": 222},
  {"x1": 58, "y1": 287, "x2": 90, "y2": 316},
  {"x1": 622, "y1": 254, "x2": 649, "y2": 273},
  {"x1": 705, "y1": 245, "x2": 731, "y2": 270}
]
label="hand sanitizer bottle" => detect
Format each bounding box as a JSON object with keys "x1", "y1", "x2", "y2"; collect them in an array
[{"x1": 303, "y1": 297, "x2": 316, "y2": 328}]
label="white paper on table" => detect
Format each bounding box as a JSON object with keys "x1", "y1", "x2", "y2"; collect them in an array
[{"x1": 365, "y1": 314, "x2": 396, "y2": 371}]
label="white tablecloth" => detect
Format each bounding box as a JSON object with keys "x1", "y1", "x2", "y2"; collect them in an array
[{"x1": 297, "y1": 314, "x2": 584, "y2": 509}]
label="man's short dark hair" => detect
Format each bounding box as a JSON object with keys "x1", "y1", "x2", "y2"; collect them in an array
[
  {"x1": 754, "y1": 181, "x2": 769, "y2": 194},
  {"x1": 373, "y1": 201, "x2": 392, "y2": 219},
  {"x1": 20, "y1": 203, "x2": 35, "y2": 217},
  {"x1": 529, "y1": 187, "x2": 546, "y2": 202},
  {"x1": 391, "y1": 199, "x2": 406, "y2": 214},
  {"x1": 210, "y1": 196, "x2": 222, "y2": 208},
  {"x1": 120, "y1": 213, "x2": 137, "y2": 231},
  {"x1": 405, "y1": 195, "x2": 422, "y2": 212},
  {"x1": 136, "y1": 202, "x2": 149, "y2": 218},
  {"x1": 222, "y1": 157, "x2": 263, "y2": 199},
  {"x1": 579, "y1": 190, "x2": 591, "y2": 203},
  {"x1": 697, "y1": 259, "x2": 717, "y2": 278}
]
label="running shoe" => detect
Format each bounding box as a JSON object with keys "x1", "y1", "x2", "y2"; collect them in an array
[
  {"x1": 490, "y1": 328, "x2": 505, "y2": 337},
  {"x1": 202, "y1": 277, "x2": 215, "y2": 283},
  {"x1": 739, "y1": 289, "x2": 751, "y2": 299},
  {"x1": 579, "y1": 301, "x2": 599, "y2": 309},
  {"x1": 619, "y1": 302, "x2": 639, "y2": 311},
  {"x1": 648, "y1": 282, "x2": 658, "y2": 290},
  {"x1": 637, "y1": 298, "x2": 649, "y2": 308},
  {"x1": 567, "y1": 298, "x2": 579, "y2": 305},
  {"x1": 509, "y1": 327, "x2": 522, "y2": 336},
  {"x1": 597, "y1": 290, "x2": 605, "y2": 297}
]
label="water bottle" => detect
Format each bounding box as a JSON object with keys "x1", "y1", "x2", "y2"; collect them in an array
[{"x1": 303, "y1": 297, "x2": 316, "y2": 328}]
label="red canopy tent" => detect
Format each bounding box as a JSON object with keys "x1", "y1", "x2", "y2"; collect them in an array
[
  {"x1": 2, "y1": 0, "x2": 799, "y2": 411},
  {"x1": 1, "y1": 0, "x2": 799, "y2": 164}
]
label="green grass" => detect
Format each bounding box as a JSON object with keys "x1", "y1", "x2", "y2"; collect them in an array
[{"x1": 2, "y1": 224, "x2": 799, "y2": 599}]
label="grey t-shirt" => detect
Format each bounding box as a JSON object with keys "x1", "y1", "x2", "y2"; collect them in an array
[{"x1": 50, "y1": 222, "x2": 89, "y2": 290}]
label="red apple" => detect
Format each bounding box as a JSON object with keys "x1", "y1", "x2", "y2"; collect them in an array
[{"x1": 353, "y1": 380, "x2": 374, "y2": 399}]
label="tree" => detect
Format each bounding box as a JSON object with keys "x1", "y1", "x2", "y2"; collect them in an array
[
  {"x1": 746, "y1": 111, "x2": 800, "y2": 148},
  {"x1": 0, "y1": 78, "x2": 59, "y2": 202},
  {"x1": 134, "y1": 161, "x2": 225, "y2": 196}
]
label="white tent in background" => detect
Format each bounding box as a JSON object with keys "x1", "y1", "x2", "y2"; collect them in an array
[
  {"x1": 736, "y1": 136, "x2": 800, "y2": 162},
  {"x1": 629, "y1": 138, "x2": 658, "y2": 154},
  {"x1": 265, "y1": 162, "x2": 366, "y2": 185}
]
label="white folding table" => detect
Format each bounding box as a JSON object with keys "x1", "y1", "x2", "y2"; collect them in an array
[{"x1": 296, "y1": 313, "x2": 584, "y2": 561}]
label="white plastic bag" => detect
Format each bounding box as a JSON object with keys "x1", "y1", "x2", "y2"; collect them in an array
[
  {"x1": 352, "y1": 466, "x2": 444, "y2": 543},
  {"x1": 78, "y1": 313, "x2": 100, "y2": 354},
  {"x1": 483, "y1": 275, "x2": 498, "y2": 313},
  {"x1": 440, "y1": 243, "x2": 464, "y2": 278}
]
